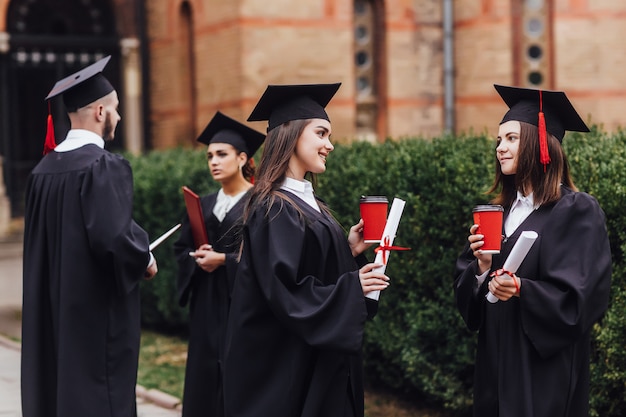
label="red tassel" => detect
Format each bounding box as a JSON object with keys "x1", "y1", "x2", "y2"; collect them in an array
[
  {"x1": 538, "y1": 91, "x2": 550, "y2": 168},
  {"x1": 43, "y1": 103, "x2": 57, "y2": 155}
]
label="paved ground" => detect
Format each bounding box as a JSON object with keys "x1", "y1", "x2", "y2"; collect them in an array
[{"x1": 0, "y1": 228, "x2": 182, "y2": 417}]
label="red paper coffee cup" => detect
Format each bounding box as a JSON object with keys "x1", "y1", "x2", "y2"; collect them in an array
[
  {"x1": 472, "y1": 205, "x2": 504, "y2": 254},
  {"x1": 360, "y1": 196, "x2": 388, "y2": 243}
]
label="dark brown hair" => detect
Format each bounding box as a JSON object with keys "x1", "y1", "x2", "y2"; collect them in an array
[
  {"x1": 489, "y1": 121, "x2": 577, "y2": 207},
  {"x1": 241, "y1": 156, "x2": 255, "y2": 182}
]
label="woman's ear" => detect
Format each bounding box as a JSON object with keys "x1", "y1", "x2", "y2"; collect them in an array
[{"x1": 238, "y1": 152, "x2": 248, "y2": 168}]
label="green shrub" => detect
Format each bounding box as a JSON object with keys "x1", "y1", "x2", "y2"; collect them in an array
[
  {"x1": 127, "y1": 129, "x2": 626, "y2": 415},
  {"x1": 318, "y1": 135, "x2": 494, "y2": 414},
  {"x1": 127, "y1": 147, "x2": 219, "y2": 332}
]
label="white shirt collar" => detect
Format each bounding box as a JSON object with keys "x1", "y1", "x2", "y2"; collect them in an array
[
  {"x1": 280, "y1": 177, "x2": 320, "y2": 212},
  {"x1": 282, "y1": 177, "x2": 311, "y2": 194},
  {"x1": 53, "y1": 129, "x2": 105, "y2": 152},
  {"x1": 505, "y1": 191, "x2": 537, "y2": 236},
  {"x1": 512, "y1": 191, "x2": 537, "y2": 209},
  {"x1": 213, "y1": 188, "x2": 247, "y2": 222}
]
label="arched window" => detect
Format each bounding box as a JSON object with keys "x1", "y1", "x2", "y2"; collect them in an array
[
  {"x1": 354, "y1": 0, "x2": 385, "y2": 141},
  {"x1": 178, "y1": 1, "x2": 197, "y2": 143}
]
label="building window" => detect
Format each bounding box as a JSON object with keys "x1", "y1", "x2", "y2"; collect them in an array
[
  {"x1": 354, "y1": 0, "x2": 381, "y2": 141},
  {"x1": 7, "y1": 0, "x2": 114, "y2": 37},
  {"x1": 516, "y1": 0, "x2": 552, "y2": 88}
]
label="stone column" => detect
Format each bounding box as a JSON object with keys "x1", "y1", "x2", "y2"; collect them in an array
[
  {"x1": 120, "y1": 37, "x2": 144, "y2": 155},
  {"x1": 0, "y1": 33, "x2": 10, "y2": 237},
  {"x1": 0, "y1": 156, "x2": 11, "y2": 239},
  {"x1": 0, "y1": 32, "x2": 8, "y2": 54}
]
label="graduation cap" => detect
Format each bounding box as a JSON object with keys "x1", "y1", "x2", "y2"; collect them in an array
[
  {"x1": 197, "y1": 111, "x2": 266, "y2": 157},
  {"x1": 247, "y1": 83, "x2": 341, "y2": 132},
  {"x1": 495, "y1": 84, "x2": 590, "y2": 167},
  {"x1": 42, "y1": 55, "x2": 115, "y2": 154}
]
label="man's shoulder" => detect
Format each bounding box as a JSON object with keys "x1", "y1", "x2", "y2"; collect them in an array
[{"x1": 32, "y1": 145, "x2": 127, "y2": 175}]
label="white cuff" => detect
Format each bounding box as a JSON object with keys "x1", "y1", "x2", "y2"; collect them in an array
[{"x1": 475, "y1": 270, "x2": 489, "y2": 286}]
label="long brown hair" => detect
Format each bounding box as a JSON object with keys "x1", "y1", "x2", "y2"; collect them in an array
[{"x1": 489, "y1": 121, "x2": 577, "y2": 207}]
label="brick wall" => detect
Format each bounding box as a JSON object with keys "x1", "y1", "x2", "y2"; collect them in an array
[
  {"x1": 240, "y1": 0, "x2": 355, "y2": 138},
  {"x1": 2, "y1": 0, "x2": 625, "y2": 146},
  {"x1": 454, "y1": 0, "x2": 626, "y2": 139}
]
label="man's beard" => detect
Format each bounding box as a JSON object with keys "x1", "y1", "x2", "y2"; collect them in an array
[{"x1": 102, "y1": 112, "x2": 115, "y2": 142}]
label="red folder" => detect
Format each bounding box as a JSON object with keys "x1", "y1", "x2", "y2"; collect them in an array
[{"x1": 182, "y1": 186, "x2": 209, "y2": 248}]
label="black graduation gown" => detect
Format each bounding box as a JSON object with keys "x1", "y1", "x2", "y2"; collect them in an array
[
  {"x1": 173, "y1": 192, "x2": 245, "y2": 417},
  {"x1": 454, "y1": 187, "x2": 612, "y2": 417},
  {"x1": 21, "y1": 145, "x2": 151, "y2": 417},
  {"x1": 223, "y1": 191, "x2": 377, "y2": 417}
]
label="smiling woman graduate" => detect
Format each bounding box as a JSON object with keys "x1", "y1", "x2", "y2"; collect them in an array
[
  {"x1": 454, "y1": 85, "x2": 612, "y2": 417},
  {"x1": 222, "y1": 83, "x2": 390, "y2": 417}
]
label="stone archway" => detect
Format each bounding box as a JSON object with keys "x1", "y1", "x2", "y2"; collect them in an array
[{"x1": 0, "y1": 0, "x2": 120, "y2": 216}]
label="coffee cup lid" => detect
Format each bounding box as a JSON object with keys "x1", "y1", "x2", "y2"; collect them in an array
[
  {"x1": 472, "y1": 204, "x2": 504, "y2": 213},
  {"x1": 360, "y1": 196, "x2": 388, "y2": 203}
]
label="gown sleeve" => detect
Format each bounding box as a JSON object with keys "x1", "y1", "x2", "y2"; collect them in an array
[
  {"x1": 520, "y1": 192, "x2": 612, "y2": 358},
  {"x1": 81, "y1": 153, "x2": 150, "y2": 295},
  {"x1": 173, "y1": 212, "x2": 198, "y2": 306},
  {"x1": 246, "y1": 201, "x2": 367, "y2": 353},
  {"x1": 174, "y1": 195, "x2": 242, "y2": 305},
  {"x1": 454, "y1": 245, "x2": 490, "y2": 331},
  {"x1": 225, "y1": 252, "x2": 239, "y2": 294}
]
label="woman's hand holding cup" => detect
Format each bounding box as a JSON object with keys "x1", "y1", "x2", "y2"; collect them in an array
[{"x1": 469, "y1": 223, "x2": 493, "y2": 274}]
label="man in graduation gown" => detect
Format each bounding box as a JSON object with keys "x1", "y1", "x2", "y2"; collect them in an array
[{"x1": 21, "y1": 56, "x2": 158, "y2": 417}]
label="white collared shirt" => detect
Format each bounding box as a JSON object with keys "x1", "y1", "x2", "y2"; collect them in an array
[
  {"x1": 280, "y1": 177, "x2": 320, "y2": 212},
  {"x1": 54, "y1": 129, "x2": 105, "y2": 152},
  {"x1": 505, "y1": 191, "x2": 538, "y2": 237},
  {"x1": 213, "y1": 188, "x2": 247, "y2": 222}
]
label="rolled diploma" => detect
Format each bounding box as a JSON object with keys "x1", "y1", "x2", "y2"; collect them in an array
[
  {"x1": 486, "y1": 230, "x2": 538, "y2": 303},
  {"x1": 365, "y1": 198, "x2": 406, "y2": 301},
  {"x1": 149, "y1": 223, "x2": 182, "y2": 251}
]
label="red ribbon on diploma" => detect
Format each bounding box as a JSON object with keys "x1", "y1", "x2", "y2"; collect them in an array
[
  {"x1": 489, "y1": 268, "x2": 520, "y2": 293},
  {"x1": 490, "y1": 268, "x2": 514, "y2": 278},
  {"x1": 374, "y1": 236, "x2": 411, "y2": 264}
]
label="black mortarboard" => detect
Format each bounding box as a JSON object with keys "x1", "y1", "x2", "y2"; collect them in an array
[
  {"x1": 45, "y1": 55, "x2": 115, "y2": 111},
  {"x1": 247, "y1": 83, "x2": 341, "y2": 132},
  {"x1": 197, "y1": 111, "x2": 266, "y2": 156},
  {"x1": 42, "y1": 56, "x2": 115, "y2": 155},
  {"x1": 495, "y1": 84, "x2": 589, "y2": 142}
]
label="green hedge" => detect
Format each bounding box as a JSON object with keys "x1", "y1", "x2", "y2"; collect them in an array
[
  {"x1": 129, "y1": 148, "x2": 217, "y2": 332},
  {"x1": 127, "y1": 128, "x2": 626, "y2": 415}
]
